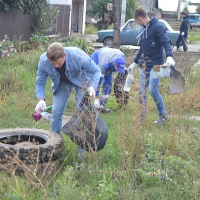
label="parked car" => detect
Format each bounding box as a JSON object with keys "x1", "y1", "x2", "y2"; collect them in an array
[
  {"x1": 188, "y1": 14, "x2": 200, "y2": 28},
  {"x1": 97, "y1": 19, "x2": 179, "y2": 47}
]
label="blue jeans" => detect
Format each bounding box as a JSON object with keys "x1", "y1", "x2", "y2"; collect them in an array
[
  {"x1": 51, "y1": 81, "x2": 86, "y2": 134},
  {"x1": 139, "y1": 67, "x2": 166, "y2": 118}
]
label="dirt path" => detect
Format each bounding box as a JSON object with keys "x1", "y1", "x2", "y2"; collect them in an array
[{"x1": 123, "y1": 49, "x2": 200, "y2": 70}]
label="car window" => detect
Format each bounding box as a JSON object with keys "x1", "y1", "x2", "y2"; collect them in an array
[
  {"x1": 124, "y1": 21, "x2": 141, "y2": 30},
  {"x1": 159, "y1": 21, "x2": 168, "y2": 30},
  {"x1": 189, "y1": 15, "x2": 195, "y2": 19}
]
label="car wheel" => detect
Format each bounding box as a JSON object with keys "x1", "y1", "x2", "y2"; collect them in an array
[
  {"x1": 0, "y1": 128, "x2": 64, "y2": 164},
  {"x1": 103, "y1": 37, "x2": 113, "y2": 47}
]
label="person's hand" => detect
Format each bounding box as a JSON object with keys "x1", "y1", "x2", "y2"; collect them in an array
[
  {"x1": 94, "y1": 99, "x2": 100, "y2": 108},
  {"x1": 87, "y1": 86, "x2": 95, "y2": 99},
  {"x1": 166, "y1": 56, "x2": 175, "y2": 67},
  {"x1": 181, "y1": 32, "x2": 185, "y2": 36},
  {"x1": 35, "y1": 100, "x2": 46, "y2": 113},
  {"x1": 128, "y1": 62, "x2": 138, "y2": 74}
]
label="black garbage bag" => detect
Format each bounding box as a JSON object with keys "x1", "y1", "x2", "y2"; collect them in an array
[
  {"x1": 113, "y1": 69, "x2": 129, "y2": 107},
  {"x1": 61, "y1": 93, "x2": 108, "y2": 152},
  {"x1": 179, "y1": 35, "x2": 188, "y2": 52},
  {"x1": 168, "y1": 66, "x2": 185, "y2": 94}
]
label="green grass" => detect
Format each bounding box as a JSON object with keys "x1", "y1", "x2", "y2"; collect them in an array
[
  {"x1": 188, "y1": 31, "x2": 200, "y2": 44},
  {"x1": 1, "y1": 48, "x2": 200, "y2": 199},
  {"x1": 84, "y1": 24, "x2": 98, "y2": 35}
]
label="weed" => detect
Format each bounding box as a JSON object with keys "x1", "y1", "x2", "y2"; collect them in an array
[{"x1": 85, "y1": 24, "x2": 98, "y2": 35}]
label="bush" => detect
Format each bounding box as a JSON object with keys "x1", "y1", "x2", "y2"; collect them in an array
[
  {"x1": 0, "y1": 35, "x2": 18, "y2": 59},
  {"x1": 85, "y1": 24, "x2": 98, "y2": 35},
  {"x1": 64, "y1": 35, "x2": 95, "y2": 54}
]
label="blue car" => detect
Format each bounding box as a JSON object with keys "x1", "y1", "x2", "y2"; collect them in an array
[
  {"x1": 188, "y1": 14, "x2": 200, "y2": 28},
  {"x1": 97, "y1": 19, "x2": 179, "y2": 47}
]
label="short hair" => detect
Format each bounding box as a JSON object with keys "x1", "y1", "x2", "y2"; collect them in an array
[
  {"x1": 180, "y1": 12, "x2": 186, "y2": 15},
  {"x1": 46, "y1": 42, "x2": 65, "y2": 61},
  {"x1": 133, "y1": 8, "x2": 148, "y2": 19}
]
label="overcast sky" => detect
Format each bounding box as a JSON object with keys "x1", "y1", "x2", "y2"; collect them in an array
[{"x1": 159, "y1": 0, "x2": 179, "y2": 12}]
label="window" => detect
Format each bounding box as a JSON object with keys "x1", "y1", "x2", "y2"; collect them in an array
[{"x1": 125, "y1": 21, "x2": 141, "y2": 30}]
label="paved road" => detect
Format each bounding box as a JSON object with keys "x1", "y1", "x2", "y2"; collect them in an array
[{"x1": 80, "y1": 34, "x2": 200, "y2": 53}]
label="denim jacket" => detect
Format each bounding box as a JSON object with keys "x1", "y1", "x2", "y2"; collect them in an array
[{"x1": 36, "y1": 47, "x2": 100, "y2": 100}]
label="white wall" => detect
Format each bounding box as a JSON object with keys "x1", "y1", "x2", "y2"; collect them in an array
[{"x1": 49, "y1": 0, "x2": 72, "y2": 5}]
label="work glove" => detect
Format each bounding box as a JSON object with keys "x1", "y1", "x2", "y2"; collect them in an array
[
  {"x1": 166, "y1": 56, "x2": 175, "y2": 67},
  {"x1": 94, "y1": 99, "x2": 101, "y2": 108},
  {"x1": 35, "y1": 100, "x2": 46, "y2": 113},
  {"x1": 181, "y1": 32, "x2": 185, "y2": 36},
  {"x1": 128, "y1": 62, "x2": 138, "y2": 75},
  {"x1": 87, "y1": 86, "x2": 95, "y2": 99}
]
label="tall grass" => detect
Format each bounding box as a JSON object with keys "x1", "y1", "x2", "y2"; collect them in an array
[
  {"x1": 0, "y1": 48, "x2": 200, "y2": 199},
  {"x1": 85, "y1": 24, "x2": 98, "y2": 35}
]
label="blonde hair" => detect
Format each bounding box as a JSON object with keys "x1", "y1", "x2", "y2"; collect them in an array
[{"x1": 46, "y1": 42, "x2": 65, "y2": 61}]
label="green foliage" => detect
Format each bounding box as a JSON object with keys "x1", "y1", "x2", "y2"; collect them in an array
[
  {"x1": 0, "y1": 35, "x2": 18, "y2": 59},
  {"x1": 87, "y1": 0, "x2": 136, "y2": 23},
  {"x1": 85, "y1": 24, "x2": 98, "y2": 35},
  {"x1": 0, "y1": 0, "x2": 48, "y2": 15},
  {"x1": 34, "y1": 6, "x2": 59, "y2": 35},
  {"x1": 29, "y1": 34, "x2": 50, "y2": 46},
  {"x1": 108, "y1": 23, "x2": 114, "y2": 29},
  {"x1": 182, "y1": 5, "x2": 189, "y2": 15},
  {"x1": 196, "y1": 4, "x2": 200, "y2": 14},
  {"x1": 87, "y1": 0, "x2": 113, "y2": 22},
  {"x1": 126, "y1": 0, "x2": 136, "y2": 21},
  {"x1": 64, "y1": 35, "x2": 95, "y2": 54}
]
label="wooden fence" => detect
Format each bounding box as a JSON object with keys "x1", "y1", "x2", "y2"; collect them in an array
[{"x1": 0, "y1": 5, "x2": 70, "y2": 41}]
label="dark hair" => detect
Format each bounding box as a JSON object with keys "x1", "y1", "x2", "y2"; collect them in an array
[
  {"x1": 180, "y1": 12, "x2": 186, "y2": 15},
  {"x1": 133, "y1": 8, "x2": 148, "y2": 19}
]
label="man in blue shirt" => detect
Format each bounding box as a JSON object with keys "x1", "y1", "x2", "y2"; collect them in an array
[
  {"x1": 35, "y1": 42, "x2": 100, "y2": 134},
  {"x1": 91, "y1": 47, "x2": 126, "y2": 113}
]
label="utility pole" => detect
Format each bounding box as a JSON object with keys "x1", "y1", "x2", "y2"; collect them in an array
[
  {"x1": 121, "y1": 0, "x2": 126, "y2": 27},
  {"x1": 113, "y1": 0, "x2": 121, "y2": 48},
  {"x1": 177, "y1": 0, "x2": 181, "y2": 20}
]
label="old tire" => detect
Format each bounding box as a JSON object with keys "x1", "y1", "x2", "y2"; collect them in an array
[
  {"x1": 103, "y1": 37, "x2": 113, "y2": 47},
  {"x1": 0, "y1": 128, "x2": 64, "y2": 164}
]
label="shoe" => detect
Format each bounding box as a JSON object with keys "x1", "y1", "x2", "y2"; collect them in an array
[
  {"x1": 98, "y1": 106, "x2": 111, "y2": 113},
  {"x1": 77, "y1": 147, "x2": 87, "y2": 159},
  {"x1": 154, "y1": 114, "x2": 168, "y2": 125}
]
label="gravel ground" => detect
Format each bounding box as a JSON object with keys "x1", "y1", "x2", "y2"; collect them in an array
[{"x1": 123, "y1": 49, "x2": 200, "y2": 70}]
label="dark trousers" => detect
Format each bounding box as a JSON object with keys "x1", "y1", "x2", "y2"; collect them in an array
[{"x1": 176, "y1": 33, "x2": 188, "y2": 49}]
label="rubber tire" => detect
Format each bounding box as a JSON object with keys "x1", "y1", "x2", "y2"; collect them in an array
[
  {"x1": 0, "y1": 128, "x2": 64, "y2": 163},
  {"x1": 103, "y1": 37, "x2": 113, "y2": 47}
]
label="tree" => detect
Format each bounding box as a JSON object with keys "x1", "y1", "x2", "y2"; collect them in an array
[
  {"x1": 196, "y1": 4, "x2": 200, "y2": 14},
  {"x1": 87, "y1": 0, "x2": 113, "y2": 22},
  {"x1": 182, "y1": 5, "x2": 189, "y2": 15},
  {"x1": 0, "y1": 0, "x2": 48, "y2": 15},
  {"x1": 87, "y1": 0, "x2": 136, "y2": 23},
  {"x1": 125, "y1": 0, "x2": 136, "y2": 21}
]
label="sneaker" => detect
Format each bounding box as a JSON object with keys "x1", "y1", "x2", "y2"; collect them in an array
[
  {"x1": 77, "y1": 147, "x2": 87, "y2": 159},
  {"x1": 154, "y1": 114, "x2": 168, "y2": 125},
  {"x1": 98, "y1": 106, "x2": 111, "y2": 114}
]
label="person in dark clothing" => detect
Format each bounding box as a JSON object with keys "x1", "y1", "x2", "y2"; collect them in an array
[
  {"x1": 176, "y1": 12, "x2": 189, "y2": 51},
  {"x1": 129, "y1": 8, "x2": 175, "y2": 125}
]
